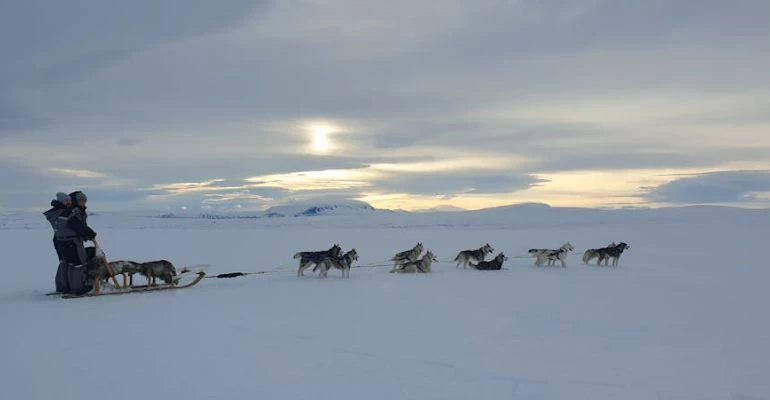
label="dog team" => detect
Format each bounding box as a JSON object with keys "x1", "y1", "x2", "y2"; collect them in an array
[
  {"x1": 44, "y1": 191, "x2": 633, "y2": 291},
  {"x1": 293, "y1": 240, "x2": 631, "y2": 277},
  {"x1": 104, "y1": 240, "x2": 632, "y2": 287}
]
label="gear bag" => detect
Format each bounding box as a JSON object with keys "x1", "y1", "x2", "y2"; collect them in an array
[{"x1": 65, "y1": 262, "x2": 93, "y2": 296}]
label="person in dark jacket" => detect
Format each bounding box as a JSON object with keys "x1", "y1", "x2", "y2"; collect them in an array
[
  {"x1": 43, "y1": 192, "x2": 72, "y2": 260},
  {"x1": 54, "y1": 191, "x2": 98, "y2": 295},
  {"x1": 44, "y1": 192, "x2": 73, "y2": 292}
]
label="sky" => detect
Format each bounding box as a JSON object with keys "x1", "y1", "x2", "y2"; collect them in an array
[{"x1": 2, "y1": 0, "x2": 770, "y2": 213}]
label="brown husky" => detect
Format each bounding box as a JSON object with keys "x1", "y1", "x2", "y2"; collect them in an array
[
  {"x1": 390, "y1": 242, "x2": 424, "y2": 270},
  {"x1": 99, "y1": 260, "x2": 143, "y2": 288},
  {"x1": 139, "y1": 260, "x2": 177, "y2": 286}
]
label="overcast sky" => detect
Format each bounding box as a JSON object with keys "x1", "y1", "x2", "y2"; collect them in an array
[{"x1": 2, "y1": 0, "x2": 770, "y2": 212}]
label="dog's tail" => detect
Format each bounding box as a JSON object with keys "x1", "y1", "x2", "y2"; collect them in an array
[
  {"x1": 453, "y1": 252, "x2": 462, "y2": 261},
  {"x1": 582, "y1": 251, "x2": 591, "y2": 264},
  {"x1": 293, "y1": 252, "x2": 303, "y2": 260}
]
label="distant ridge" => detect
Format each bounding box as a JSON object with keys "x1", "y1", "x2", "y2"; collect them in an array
[
  {"x1": 2, "y1": 203, "x2": 769, "y2": 231},
  {"x1": 263, "y1": 199, "x2": 379, "y2": 217},
  {"x1": 150, "y1": 199, "x2": 383, "y2": 219}
]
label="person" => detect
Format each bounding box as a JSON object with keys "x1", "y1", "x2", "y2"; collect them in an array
[
  {"x1": 44, "y1": 192, "x2": 71, "y2": 258},
  {"x1": 43, "y1": 192, "x2": 72, "y2": 292},
  {"x1": 54, "y1": 191, "x2": 98, "y2": 295}
]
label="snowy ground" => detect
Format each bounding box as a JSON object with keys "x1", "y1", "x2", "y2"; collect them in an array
[{"x1": 1, "y1": 208, "x2": 769, "y2": 400}]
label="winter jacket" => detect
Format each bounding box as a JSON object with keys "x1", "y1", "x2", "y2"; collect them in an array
[
  {"x1": 58, "y1": 206, "x2": 96, "y2": 240},
  {"x1": 43, "y1": 200, "x2": 68, "y2": 231}
]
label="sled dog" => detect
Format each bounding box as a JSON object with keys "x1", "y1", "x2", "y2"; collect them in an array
[
  {"x1": 582, "y1": 242, "x2": 615, "y2": 265},
  {"x1": 597, "y1": 242, "x2": 630, "y2": 266},
  {"x1": 454, "y1": 243, "x2": 494, "y2": 268},
  {"x1": 98, "y1": 260, "x2": 143, "y2": 288},
  {"x1": 581, "y1": 249, "x2": 601, "y2": 265},
  {"x1": 295, "y1": 244, "x2": 342, "y2": 277},
  {"x1": 318, "y1": 249, "x2": 359, "y2": 278},
  {"x1": 470, "y1": 252, "x2": 508, "y2": 270},
  {"x1": 529, "y1": 242, "x2": 574, "y2": 267},
  {"x1": 139, "y1": 260, "x2": 177, "y2": 285},
  {"x1": 390, "y1": 242, "x2": 424, "y2": 269},
  {"x1": 389, "y1": 251, "x2": 438, "y2": 274}
]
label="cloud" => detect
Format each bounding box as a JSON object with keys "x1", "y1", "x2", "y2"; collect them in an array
[
  {"x1": 245, "y1": 169, "x2": 374, "y2": 192},
  {"x1": 371, "y1": 172, "x2": 547, "y2": 196},
  {"x1": 372, "y1": 133, "x2": 419, "y2": 150},
  {"x1": 643, "y1": 170, "x2": 770, "y2": 204},
  {"x1": 0, "y1": 160, "x2": 139, "y2": 210},
  {"x1": 0, "y1": 0, "x2": 268, "y2": 138},
  {"x1": 116, "y1": 137, "x2": 141, "y2": 146},
  {"x1": 2, "y1": 1, "x2": 770, "y2": 211},
  {"x1": 530, "y1": 145, "x2": 770, "y2": 172},
  {"x1": 0, "y1": 1, "x2": 266, "y2": 84},
  {"x1": 0, "y1": 99, "x2": 50, "y2": 133},
  {"x1": 139, "y1": 179, "x2": 289, "y2": 211},
  {"x1": 49, "y1": 168, "x2": 108, "y2": 179},
  {"x1": 145, "y1": 179, "x2": 230, "y2": 194}
]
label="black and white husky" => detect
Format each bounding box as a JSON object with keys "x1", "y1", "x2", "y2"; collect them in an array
[
  {"x1": 389, "y1": 251, "x2": 438, "y2": 273},
  {"x1": 318, "y1": 249, "x2": 358, "y2": 278},
  {"x1": 597, "y1": 242, "x2": 630, "y2": 266},
  {"x1": 470, "y1": 252, "x2": 508, "y2": 270},
  {"x1": 582, "y1": 242, "x2": 616, "y2": 265},
  {"x1": 295, "y1": 244, "x2": 342, "y2": 277},
  {"x1": 454, "y1": 243, "x2": 494, "y2": 268},
  {"x1": 528, "y1": 242, "x2": 574, "y2": 267}
]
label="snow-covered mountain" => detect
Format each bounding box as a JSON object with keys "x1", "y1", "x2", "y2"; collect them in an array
[
  {"x1": 413, "y1": 205, "x2": 467, "y2": 212},
  {"x1": 262, "y1": 199, "x2": 381, "y2": 217}
]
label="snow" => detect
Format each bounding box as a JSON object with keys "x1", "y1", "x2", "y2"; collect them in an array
[{"x1": 1, "y1": 206, "x2": 769, "y2": 400}]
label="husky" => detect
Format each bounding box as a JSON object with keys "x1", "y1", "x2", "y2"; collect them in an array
[
  {"x1": 582, "y1": 242, "x2": 616, "y2": 265},
  {"x1": 85, "y1": 252, "x2": 141, "y2": 291},
  {"x1": 318, "y1": 249, "x2": 359, "y2": 278},
  {"x1": 530, "y1": 242, "x2": 574, "y2": 267},
  {"x1": 470, "y1": 252, "x2": 508, "y2": 270},
  {"x1": 597, "y1": 242, "x2": 630, "y2": 266},
  {"x1": 454, "y1": 243, "x2": 494, "y2": 268},
  {"x1": 295, "y1": 244, "x2": 342, "y2": 277},
  {"x1": 527, "y1": 248, "x2": 551, "y2": 259},
  {"x1": 139, "y1": 260, "x2": 177, "y2": 286},
  {"x1": 390, "y1": 242, "x2": 424, "y2": 269},
  {"x1": 97, "y1": 260, "x2": 143, "y2": 288},
  {"x1": 389, "y1": 251, "x2": 438, "y2": 273},
  {"x1": 536, "y1": 242, "x2": 574, "y2": 261}
]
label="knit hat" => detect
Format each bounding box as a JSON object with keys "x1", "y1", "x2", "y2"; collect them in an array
[
  {"x1": 70, "y1": 191, "x2": 87, "y2": 204},
  {"x1": 56, "y1": 192, "x2": 70, "y2": 203}
]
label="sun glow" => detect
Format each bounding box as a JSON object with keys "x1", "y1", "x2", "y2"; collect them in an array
[{"x1": 310, "y1": 125, "x2": 332, "y2": 153}]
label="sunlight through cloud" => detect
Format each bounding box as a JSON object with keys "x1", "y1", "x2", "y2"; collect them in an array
[
  {"x1": 305, "y1": 121, "x2": 343, "y2": 154},
  {"x1": 49, "y1": 168, "x2": 107, "y2": 179},
  {"x1": 144, "y1": 179, "x2": 246, "y2": 195},
  {"x1": 245, "y1": 169, "x2": 376, "y2": 191}
]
